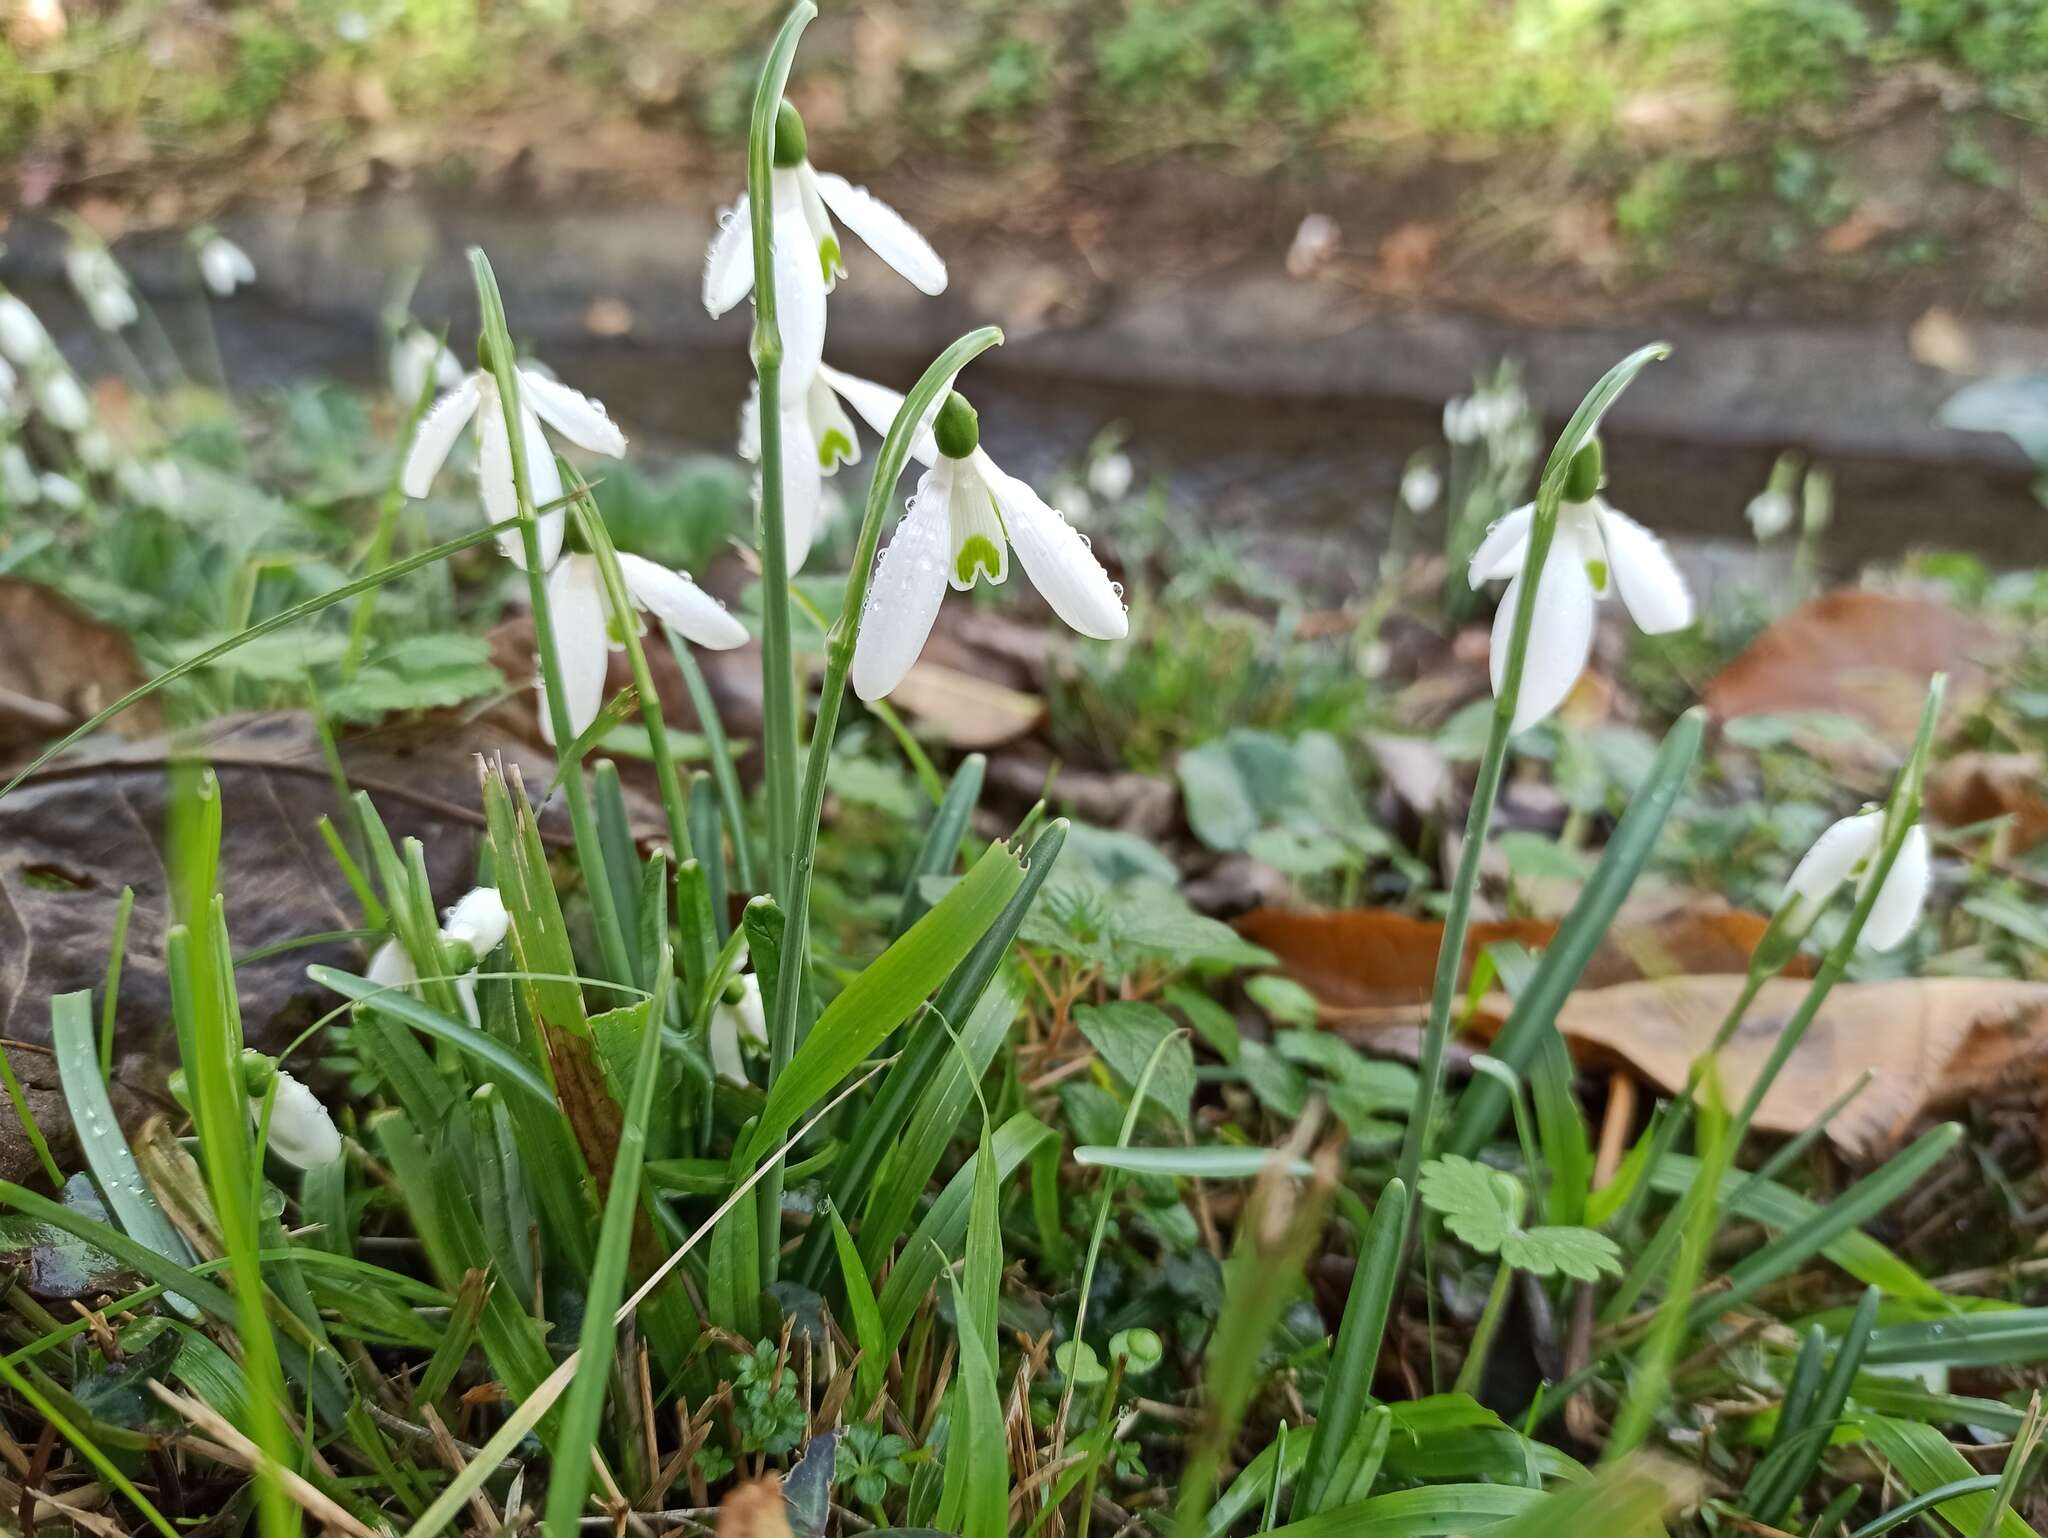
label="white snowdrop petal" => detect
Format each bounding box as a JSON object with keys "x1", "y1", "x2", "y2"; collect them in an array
[
  {"x1": 1786, "y1": 813, "x2": 1880, "y2": 902},
  {"x1": 543, "y1": 556, "x2": 610, "y2": 746},
  {"x1": 0, "y1": 295, "x2": 50, "y2": 365},
  {"x1": 518, "y1": 368, "x2": 627, "y2": 459},
  {"x1": 1492, "y1": 557, "x2": 1596, "y2": 735},
  {"x1": 519, "y1": 405, "x2": 568, "y2": 571},
  {"x1": 476, "y1": 392, "x2": 520, "y2": 561},
  {"x1": 365, "y1": 938, "x2": 415, "y2": 990},
  {"x1": 704, "y1": 196, "x2": 756, "y2": 317},
  {"x1": 773, "y1": 412, "x2": 825, "y2": 574},
  {"x1": 1468, "y1": 503, "x2": 1536, "y2": 584},
  {"x1": 809, "y1": 372, "x2": 861, "y2": 470},
  {"x1": 852, "y1": 481, "x2": 951, "y2": 701},
  {"x1": 812, "y1": 171, "x2": 948, "y2": 295},
  {"x1": 993, "y1": 464, "x2": 1127, "y2": 640},
  {"x1": 945, "y1": 456, "x2": 1009, "y2": 591},
  {"x1": 442, "y1": 887, "x2": 509, "y2": 956},
  {"x1": 798, "y1": 165, "x2": 843, "y2": 288},
  {"x1": 737, "y1": 383, "x2": 763, "y2": 463},
  {"x1": 1594, "y1": 501, "x2": 1694, "y2": 634},
  {"x1": 401, "y1": 375, "x2": 481, "y2": 497},
  {"x1": 1860, "y1": 823, "x2": 1931, "y2": 952},
  {"x1": 818, "y1": 364, "x2": 942, "y2": 465},
  {"x1": 618, "y1": 551, "x2": 749, "y2": 650},
  {"x1": 258, "y1": 1071, "x2": 342, "y2": 1169},
  {"x1": 771, "y1": 197, "x2": 828, "y2": 389}
]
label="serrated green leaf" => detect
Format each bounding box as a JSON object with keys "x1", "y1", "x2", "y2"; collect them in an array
[
  {"x1": 1417, "y1": 1155, "x2": 1517, "y2": 1254},
  {"x1": 1500, "y1": 1226, "x2": 1621, "y2": 1282},
  {"x1": 1074, "y1": 1001, "x2": 1193, "y2": 1127}
]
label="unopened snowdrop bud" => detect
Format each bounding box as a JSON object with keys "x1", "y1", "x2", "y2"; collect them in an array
[
  {"x1": 197, "y1": 233, "x2": 256, "y2": 298},
  {"x1": 1467, "y1": 439, "x2": 1692, "y2": 734},
  {"x1": 249, "y1": 1060, "x2": 343, "y2": 1169},
  {"x1": 2, "y1": 444, "x2": 38, "y2": 506},
  {"x1": 35, "y1": 369, "x2": 90, "y2": 434},
  {"x1": 709, "y1": 972, "x2": 767, "y2": 1085},
  {"x1": 1770, "y1": 809, "x2": 1931, "y2": 957},
  {"x1": 0, "y1": 295, "x2": 50, "y2": 366},
  {"x1": 38, "y1": 471, "x2": 83, "y2": 509}
]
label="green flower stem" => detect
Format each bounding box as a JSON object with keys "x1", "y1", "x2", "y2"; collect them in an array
[
  {"x1": 746, "y1": 1, "x2": 817, "y2": 914},
  {"x1": 1395, "y1": 341, "x2": 1671, "y2": 1229},
  {"x1": 756, "y1": 325, "x2": 1003, "y2": 1285},
  {"x1": 666, "y1": 630, "x2": 755, "y2": 892},
  {"x1": 564, "y1": 465, "x2": 722, "y2": 1004},
  {"x1": 1453, "y1": 1258, "x2": 1516, "y2": 1399},
  {"x1": 343, "y1": 341, "x2": 444, "y2": 680},
  {"x1": 468, "y1": 250, "x2": 636, "y2": 989}
]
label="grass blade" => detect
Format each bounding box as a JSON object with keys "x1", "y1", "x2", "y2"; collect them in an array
[{"x1": 1293, "y1": 1179, "x2": 1405, "y2": 1519}]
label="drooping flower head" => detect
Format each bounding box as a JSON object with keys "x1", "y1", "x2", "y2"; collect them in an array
[
  {"x1": 196, "y1": 232, "x2": 257, "y2": 298},
  {"x1": 401, "y1": 344, "x2": 627, "y2": 571},
  {"x1": 248, "y1": 1060, "x2": 343, "y2": 1170},
  {"x1": 738, "y1": 361, "x2": 897, "y2": 573},
  {"x1": 65, "y1": 238, "x2": 138, "y2": 332},
  {"x1": 1467, "y1": 439, "x2": 1693, "y2": 734},
  {"x1": 1780, "y1": 808, "x2": 1931, "y2": 953},
  {"x1": 540, "y1": 550, "x2": 750, "y2": 745},
  {"x1": 703, "y1": 103, "x2": 947, "y2": 383},
  {"x1": 852, "y1": 386, "x2": 1127, "y2": 702},
  {"x1": 360, "y1": 885, "x2": 512, "y2": 1028},
  {"x1": 710, "y1": 971, "x2": 768, "y2": 1086},
  {"x1": 391, "y1": 325, "x2": 464, "y2": 407}
]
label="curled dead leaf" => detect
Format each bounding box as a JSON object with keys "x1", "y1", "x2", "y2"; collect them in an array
[
  {"x1": 717, "y1": 1475, "x2": 792, "y2": 1538},
  {"x1": 0, "y1": 579, "x2": 160, "y2": 754},
  {"x1": 1537, "y1": 975, "x2": 2048, "y2": 1157},
  {"x1": 1926, "y1": 750, "x2": 2048, "y2": 855}
]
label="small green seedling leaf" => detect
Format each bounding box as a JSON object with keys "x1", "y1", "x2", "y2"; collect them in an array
[
  {"x1": 1500, "y1": 1227, "x2": 1623, "y2": 1282},
  {"x1": 1418, "y1": 1155, "x2": 1520, "y2": 1253}
]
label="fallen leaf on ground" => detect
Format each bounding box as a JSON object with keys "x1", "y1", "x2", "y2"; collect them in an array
[
  {"x1": 888, "y1": 657, "x2": 1044, "y2": 749},
  {"x1": 1702, "y1": 590, "x2": 2009, "y2": 753},
  {"x1": 0, "y1": 580, "x2": 160, "y2": 753},
  {"x1": 0, "y1": 710, "x2": 615, "y2": 1182},
  {"x1": 1238, "y1": 905, "x2": 1799, "y2": 1021},
  {"x1": 1909, "y1": 305, "x2": 1978, "y2": 374},
  {"x1": 1536, "y1": 975, "x2": 2048, "y2": 1157},
  {"x1": 716, "y1": 1476, "x2": 792, "y2": 1538},
  {"x1": 1925, "y1": 751, "x2": 2048, "y2": 855}
]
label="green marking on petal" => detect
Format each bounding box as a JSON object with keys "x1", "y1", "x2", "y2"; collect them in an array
[
  {"x1": 818, "y1": 428, "x2": 853, "y2": 469},
  {"x1": 1585, "y1": 558, "x2": 1609, "y2": 592},
  {"x1": 819, "y1": 235, "x2": 842, "y2": 282},
  {"x1": 955, "y1": 534, "x2": 1002, "y2": 588}
]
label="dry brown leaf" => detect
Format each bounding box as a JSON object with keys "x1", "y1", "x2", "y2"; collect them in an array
[
  {"x1": 888, "y1": 658, "x2": 1044, "y2": 749},
  {"x1": 1909, "y1": 305, "x2": 1978, "y2": 374},
  {"x1": 1702, "y1": 589, "x2": 2008, "y2": 753},
  {"x1": 1541, "y1": 975, "x2": 2048, "y2": 1157},
  {"x1": 0, "y1": 579, "x2": 160, "y2": 753},
  {"x1": 1239, "y1": 905, "x2": 1799, "y2": 1020},
  {"x1": 717, "y1": 1476, "x2": 792, "y2": 1538},
  {"x1": 1925, "y1": 751, "x2": 2048, "y2": 855}
]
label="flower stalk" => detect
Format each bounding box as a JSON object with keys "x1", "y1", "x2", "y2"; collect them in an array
[
  {"x1": 746, "y1": 1, "x2": 818, "y2": 915},
  {"x1": 1394, "y1": 342, "x2": 1671, "y2": 1230},
  {"x1": 468, "y1": 249, "x2": 637, "y2": 988}
]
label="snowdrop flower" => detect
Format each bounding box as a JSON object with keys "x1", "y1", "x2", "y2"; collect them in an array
[
  {"x1": 0, "y1": 356, "x2": 16, "y2": 404},
  {"x1": 65, "y1": 241, "x2": 138, "y2": 332},
  {"x1": 38, "y1": 471, "x2": 83, "y2": 509},
  {"x1": 1745, "y1": 487, "x2": 1794, "y2": 542},
  {"x1": 709, "y1": 972, "x2": 767, "y2": 1086},
  {"x1": 254, "y1": 1067, "x2": 342, "y2": 1169},
  {"x1": 1400, "y1": 459, "x2": 1442, "y2": 515},
  {"x1": 34, "y1": 368, "x2": 90, "y2": 434},
  {"x1": 738, "y1": 361, "x2": 892, "y2": 572},
  {"x1": 1780, "y1": 809, "x2": 1931, "y2": 953},
  {"x1": 391, "y1": 325, "x2": 464, "y2": 407},
  {"x1": 1089, "y1": 449, "x2": 1135, "y2": 505},
  {"x1": 76, "y1": 426, "x2": 113, "y2": 472},
  {"x1": 364, "y1": 885, "x2": 511, "y2": 1025},
  {"x1": 1467, "y1": 440, "x2": 1692, "y2": 734},
  {"x1": 0, "y1": 295, "x2": 50, "y2": 367},
  {"x1": 116, "y1": 457, "x2": 184, "y2": 512},
  {"x1": 540, "y1": 551, "x2": 749, "y2": 745},
  {"x1": 703, "y1": 104, "x2": 946, "y2": 378},
  {"x1": 401, "y1": 354, "x2": 626, "y2": 571},
  {"x1": 852, "y1": 389, "x2": 1127, "y2": 701},
  {"x1": 196, "y1": 232, "x2": 256, "y2": 298},
  {"x1": 2, "y1": 444, "x2": 38, "y2": 505}
]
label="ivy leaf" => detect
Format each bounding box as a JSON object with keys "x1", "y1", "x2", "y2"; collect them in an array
[
  {"x1": 1500, "y1": 1226, "x2": 1623, "y2": 1282},
  {"x1": 1417, "y1": 1154, "x2": 1518, "y2": 1255}
]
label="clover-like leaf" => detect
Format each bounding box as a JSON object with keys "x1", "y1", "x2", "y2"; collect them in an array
[
  {"x1": 1500, "y1": 1225, "x2": 1623, "y2": 1282},
  {"x1": 1418, "y1": 1154, "x2": 1520, "y2": 1255}
]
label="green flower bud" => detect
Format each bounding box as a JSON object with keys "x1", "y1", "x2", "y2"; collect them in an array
[
  {"x1": 773, "y1": 102, "x2": 808, "y2": 169},
  {"x1": 934, "y1": 392, "x2": 979, "y2": 460},
  {"x1": 1562, "y1": 438, "x2": 1603, "y2": 503}
]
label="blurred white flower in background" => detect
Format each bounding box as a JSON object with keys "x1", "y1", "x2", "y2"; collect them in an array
[
  {"x1": 2, "y1": 445, "x2": 38, "y2": 505},
  {"x1": 1088, "y1": 448, "x2": 1135, "y2": 505},
  {"x1": 1400, "y1": 459, "x2": 1442, "y2": 515},
  {"x1": 76, "y1": 426, "x2": 113, "y2": 471},
  {"x1": 540, "y1": 552, "x2": 749, "y2": 745},
  {"x1": 391, "y1": 326, "x2": 464, "y2": 407},
  {"x1": 65, "y1": 241, "x2": 138, "y2": 332},
  {"x1": 1745, "y1": 487, "x2": 1795, "y2": 541},
  {"x1": 0, "y1": 295, "x2": 51, "y2": 367},
  {"x1": 34, "y1": 368, "x2": 90, "y2": 434},
  {"x1": 197, "y1": 233, "x2": 256, "y2": 298},
  {"x1": 38, "y1": 472, "x2": 84, "y2": 509},
  {"x1": 116, "y1": 457, "x2": 185, "y2": 512},
  {"x1": 1781, "y1": 809, "x2": 1931, "y2": 953},
  {"x1": 402, "y1": 359, "x2": 627, "y2": 571}
]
